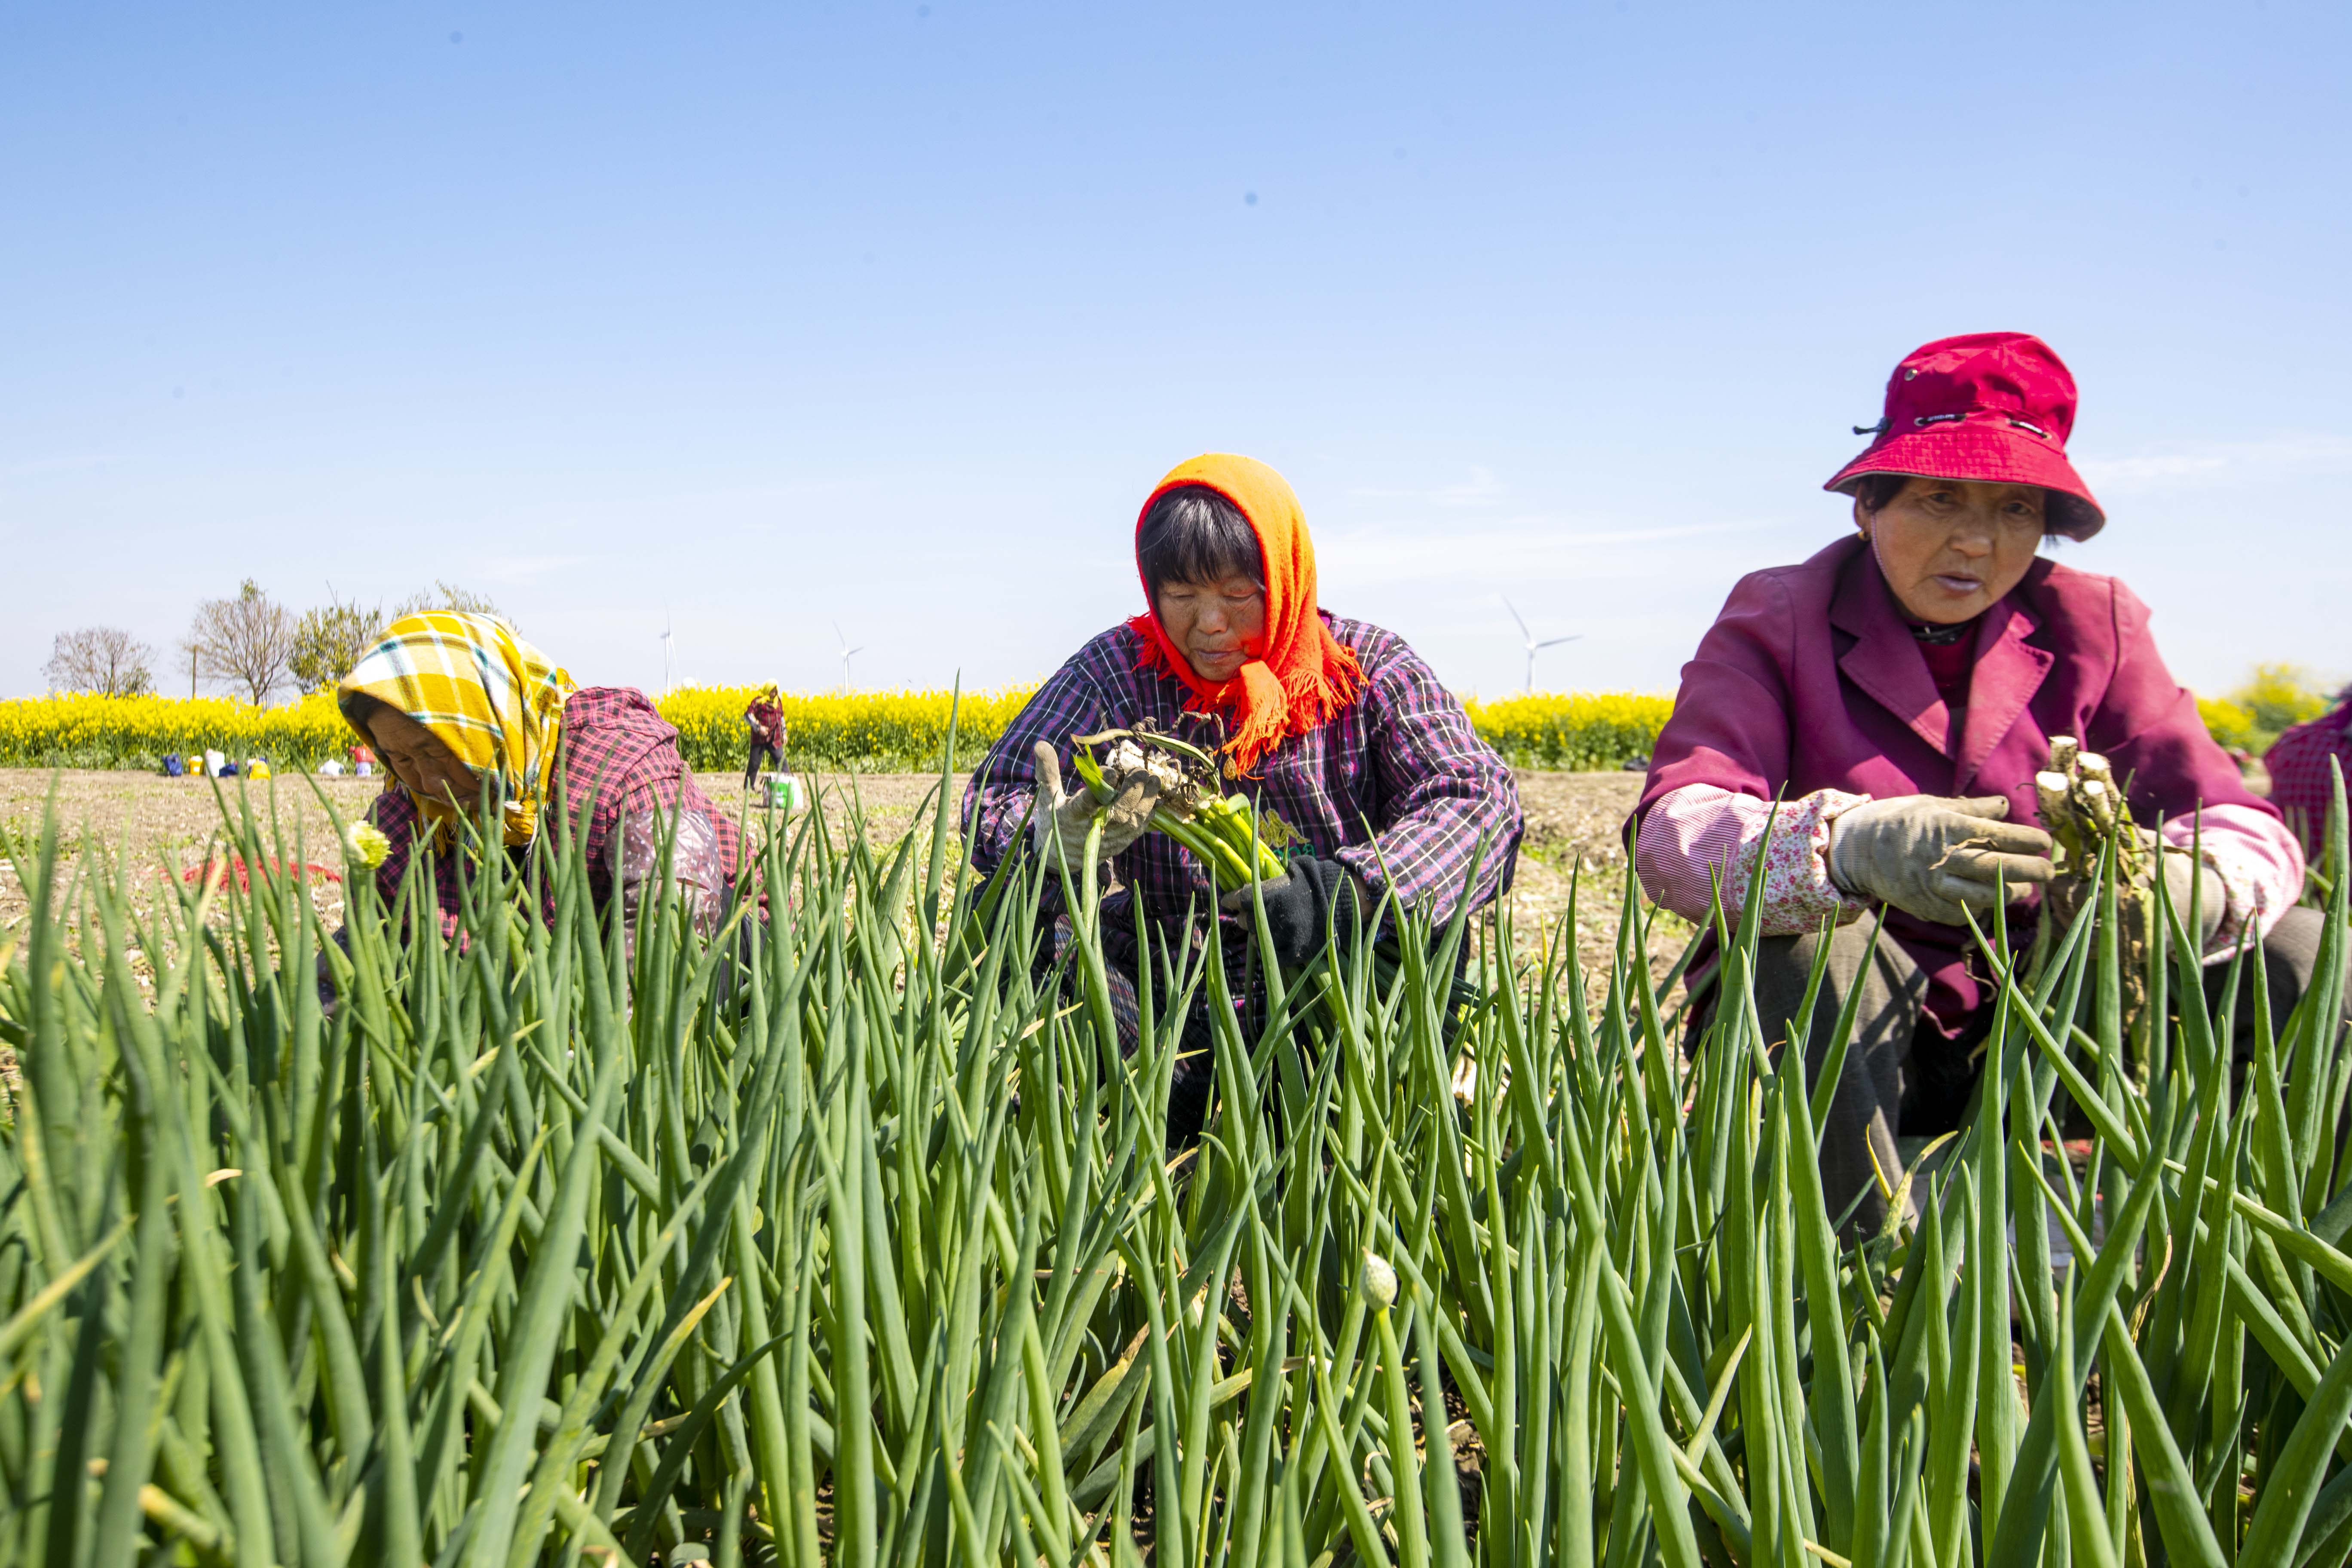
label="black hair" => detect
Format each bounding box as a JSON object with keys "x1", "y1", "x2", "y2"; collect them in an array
[
  {"x1": 1850, "y1": 473, "x2": 1913, "y2": 515},
  {"x1": 339, "y1": 690, "x2": 389, "y2": 741},
  {"x1": 1849, "y1": 471, "x2": 2093, "y2": 541},
  {"x1": 1136, "y1": 485, "x2": 1266, "y2": 594}
]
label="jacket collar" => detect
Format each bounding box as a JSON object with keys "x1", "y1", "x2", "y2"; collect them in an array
[
  {"x1": 1828, "y1": 540, "x2": 2054, "y2": 784},
  {"x1": 1830, "y1": 540, "x2": 1951, "y2": 756},
  {"x1": 1954, "y1": 576, "x2": 2054, "y2": 789}
]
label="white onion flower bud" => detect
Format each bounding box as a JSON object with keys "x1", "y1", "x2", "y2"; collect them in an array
[
  {"x1": 345, "y1": 822, "x2": 390, "y2": 870},
  {"x1": 1359, "y1": 1250, "x2": 1398, "y2": 1311}
]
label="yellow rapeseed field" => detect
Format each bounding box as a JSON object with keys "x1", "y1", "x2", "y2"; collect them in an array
[
  {"x1": 0, "y1": 678, "x2": 2299, "y2": 788},
  {"x1": 667, "y1": 687, "x2": 1678, "y2": 773},
  {"x1": 655, "y1": 685, "x2": 1043, "y2": 773},
  {"x1": 1462, "y1": 691, "x2": 1674, "y2": 771},
  {"x1": 0, "y1": 685, "x2": 1678, "y2": 774},
  {"x1": 0, "y1": 682, "x2": 2280, "y2": 777},
  {"x1": 0, "y1": 691, "x2": 354, "y2": 771}
]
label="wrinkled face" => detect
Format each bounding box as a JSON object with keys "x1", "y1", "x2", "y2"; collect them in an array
[
  {"x1": 368, "y1": 706, "x2": 482, "y2": 811},
  {"x1": 1859, "y1": 477, "x2": 2048, "y2": 624},
  {"x1": 1154, "y1": 573, "x2": 1268, "y2": 684}
]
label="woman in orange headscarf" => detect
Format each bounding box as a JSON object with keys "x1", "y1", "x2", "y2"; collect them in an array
[{"x1": 964, "y1": 454, "x2": 1523, "y2": 1134}]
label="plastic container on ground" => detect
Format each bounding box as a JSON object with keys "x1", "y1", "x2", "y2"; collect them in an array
[{"x1": 760, "y1": 772, "x2": 806, "y2": 813}]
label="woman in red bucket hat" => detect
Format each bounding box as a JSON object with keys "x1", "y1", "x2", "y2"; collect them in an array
[{"x1": 1631, "y1": 331, "x2": 2326, "y2": 1237}]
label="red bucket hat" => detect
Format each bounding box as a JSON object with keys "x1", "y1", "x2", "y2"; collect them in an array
[{"x1": 1823, "y1": 331, "x2": 2106, "y2": 541}]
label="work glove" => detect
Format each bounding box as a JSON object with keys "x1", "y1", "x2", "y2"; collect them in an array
[
  {"x1": 1828, "y1": 793, "x2": 2055, "y2": 927},
  {"x1": 1030, "y1": 741, "x2": 1159, "y2": 869},
  {"x1": 2158, "y1": 841, "x2": 2228, "y2": 947},
  {"x1": 1219, "y1": 857, "x2": 1363, "y2": 968}
]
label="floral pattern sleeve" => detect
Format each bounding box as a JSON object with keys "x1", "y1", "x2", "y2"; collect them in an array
[
  {"x1": 617, "y1": 804, "x2": 730, "y2": 958},
  {"x1": 2162, "y1": 802, "x2": 2306, "y2": 963},
  {"x1": 1635, "y1": 783, "x2": 1872, "y2": 934}
]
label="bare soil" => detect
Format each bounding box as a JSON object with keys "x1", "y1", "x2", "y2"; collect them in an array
[{"x1": 0, "y1": 767, "x2": 1676, "y2": 987}]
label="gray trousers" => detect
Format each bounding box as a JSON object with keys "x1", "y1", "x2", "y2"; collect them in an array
[{"x1": 1752, "y1": 905, "x2": 2346, "y2": 1240}]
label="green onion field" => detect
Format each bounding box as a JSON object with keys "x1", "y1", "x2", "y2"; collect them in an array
[{"x1": 0, "y1": 738, "x2": 2347, "y2": 1566}]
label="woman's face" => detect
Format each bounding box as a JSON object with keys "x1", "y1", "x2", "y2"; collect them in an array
[
  {"x1": 368, "y1": 706, "x2": 482, "y2": 809},
  {"x1": 1154, "y1": 573, "x2": 1268, "y2": 684},
  {"x1": 1860, "y1": 477, "x2": 2049, "y2": 624}
]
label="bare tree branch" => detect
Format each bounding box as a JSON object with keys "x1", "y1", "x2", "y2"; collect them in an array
[
  {"x1": 392, "y1": 580, "x2": 505, "y2": 624},
  {"x1": 187, "y1": 580, "x2": 296, "y2": 704},
  {"x1": 42, "y1": 627, "x2": 157, "y2": 696}
]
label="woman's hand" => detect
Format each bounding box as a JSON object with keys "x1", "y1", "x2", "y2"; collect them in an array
[
  {"x1": 2158, "y1": 842, "x2": 2228, "y2": 946},
  {"x1": 1828, "y1": 794, "x2": 2055, "y2": 925},
  {"x1": 1030, "y1": 742, "x2": 1158, "y2": 868},
  {"x1": 1219, "y1": 859, "x2": 1366, "y2": 967}
]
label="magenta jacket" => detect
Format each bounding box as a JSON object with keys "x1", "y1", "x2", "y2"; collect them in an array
[{"x1": 1637, "y1": 536, "x2": 2288, "y2": 1024}]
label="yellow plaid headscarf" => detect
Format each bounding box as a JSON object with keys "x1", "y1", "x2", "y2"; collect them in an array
[{"x1": 337, "y1": 612, "x2": 579, "y2": 847}]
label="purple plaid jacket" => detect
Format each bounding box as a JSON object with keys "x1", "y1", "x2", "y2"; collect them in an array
[
  {"x1": 365, "y1": 686, "x2": 741, "y2": 937},
  {"x1": 2266, "y1": 701, "x2": 2352, "y2": 862},
  {"x1": 964, "y1": 616, "x2": 1521, "y2": 934}
]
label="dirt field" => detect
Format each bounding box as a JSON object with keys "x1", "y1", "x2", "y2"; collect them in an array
[{"x1": 0, "y1": 767, "x2": 1675, "y2": 985}]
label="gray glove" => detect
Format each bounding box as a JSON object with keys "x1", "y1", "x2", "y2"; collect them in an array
[
  {"x1": 2159, "y1": 843, "x2": 2227, "y2": 946},
  {"x1": 1828, "y1": 793, "x2": 2055, "y2": 926},
  {"x1": 1030, "y1": 741, "x2": 1159, "y2": 868},
  {"x1": 2076, "y1": 821, "x2": 2227, "y2": 948}
]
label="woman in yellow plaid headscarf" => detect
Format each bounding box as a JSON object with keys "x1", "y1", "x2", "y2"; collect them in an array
[{"x1": 337, "y1": 612, "x2": 578, "y2": 847}]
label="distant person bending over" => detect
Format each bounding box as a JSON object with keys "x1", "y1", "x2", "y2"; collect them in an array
[
  {"x1": 2266, "y1": 683, "x2": 2352, "y2": 864},
  {"x1": 963, "y1": 453, "x2": 1524, "y2": 1139},
  {"x1": 335, "y1": 611, "x2": 741, "y2": 952},
  {"x1": 744, "y1": 683, "x2": 788, "y2": 788},
  {"x1": 1631, "y1": 332, "x2": 2327, "y2": 1237}
]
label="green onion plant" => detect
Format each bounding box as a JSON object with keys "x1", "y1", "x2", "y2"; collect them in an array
[{"x1": 0, "y1": 733, "x2": 2346, "y2": 1566}]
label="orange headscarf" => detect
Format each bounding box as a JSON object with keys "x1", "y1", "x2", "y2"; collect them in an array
[{"x1": 1126, "y1": 453, "x2": 1365, "y2": 776}]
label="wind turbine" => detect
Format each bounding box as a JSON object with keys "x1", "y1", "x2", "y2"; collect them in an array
[
  {"x1": 833, "y1": 621, "x2": 865, "y2": 689},
  {"x1": 1504, "y1": 597, "x2": 1580, "y2": 692},
  {"x1": 659, "y1": 609, "x2": 675, "y2": 696}
]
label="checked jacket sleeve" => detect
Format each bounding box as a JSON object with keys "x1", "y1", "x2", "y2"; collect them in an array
[
  {"x1": 962, "y1": 619, "x2": 1522, "y2": 934},
  {"x1": 1326, "y1": 635, "x2": 1523, "y2": 923}
]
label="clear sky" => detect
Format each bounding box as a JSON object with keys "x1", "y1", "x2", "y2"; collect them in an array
[{"x1": 5, "y1": 1, "x2": 2346, "y2": 704}]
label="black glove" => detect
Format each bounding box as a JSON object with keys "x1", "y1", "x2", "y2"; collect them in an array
[{"x1": 1219, "y1": 858, "x2": 1361, "y2": 968}]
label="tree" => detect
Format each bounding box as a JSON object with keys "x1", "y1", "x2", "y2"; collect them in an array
[
  {"x1": 393, "y1": 581, "x2": 505, "y2": 624},
  {"x1": 290, "y1": 594, "x2": 388, "y2": 695},
  {"x1": 42, "y1": 627, "x2": 156, "y2": 696},
  {"x1": 2227, "y1": 663, "x2": 2332, "y2": 742},
  {"x1": 188, "y1": 580, "x2": 296, "y2": 704}
]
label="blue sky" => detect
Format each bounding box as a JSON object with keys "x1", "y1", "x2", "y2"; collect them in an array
[{"x1": 4, "y1": 1, "x2": 2347, "y2": 703}]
